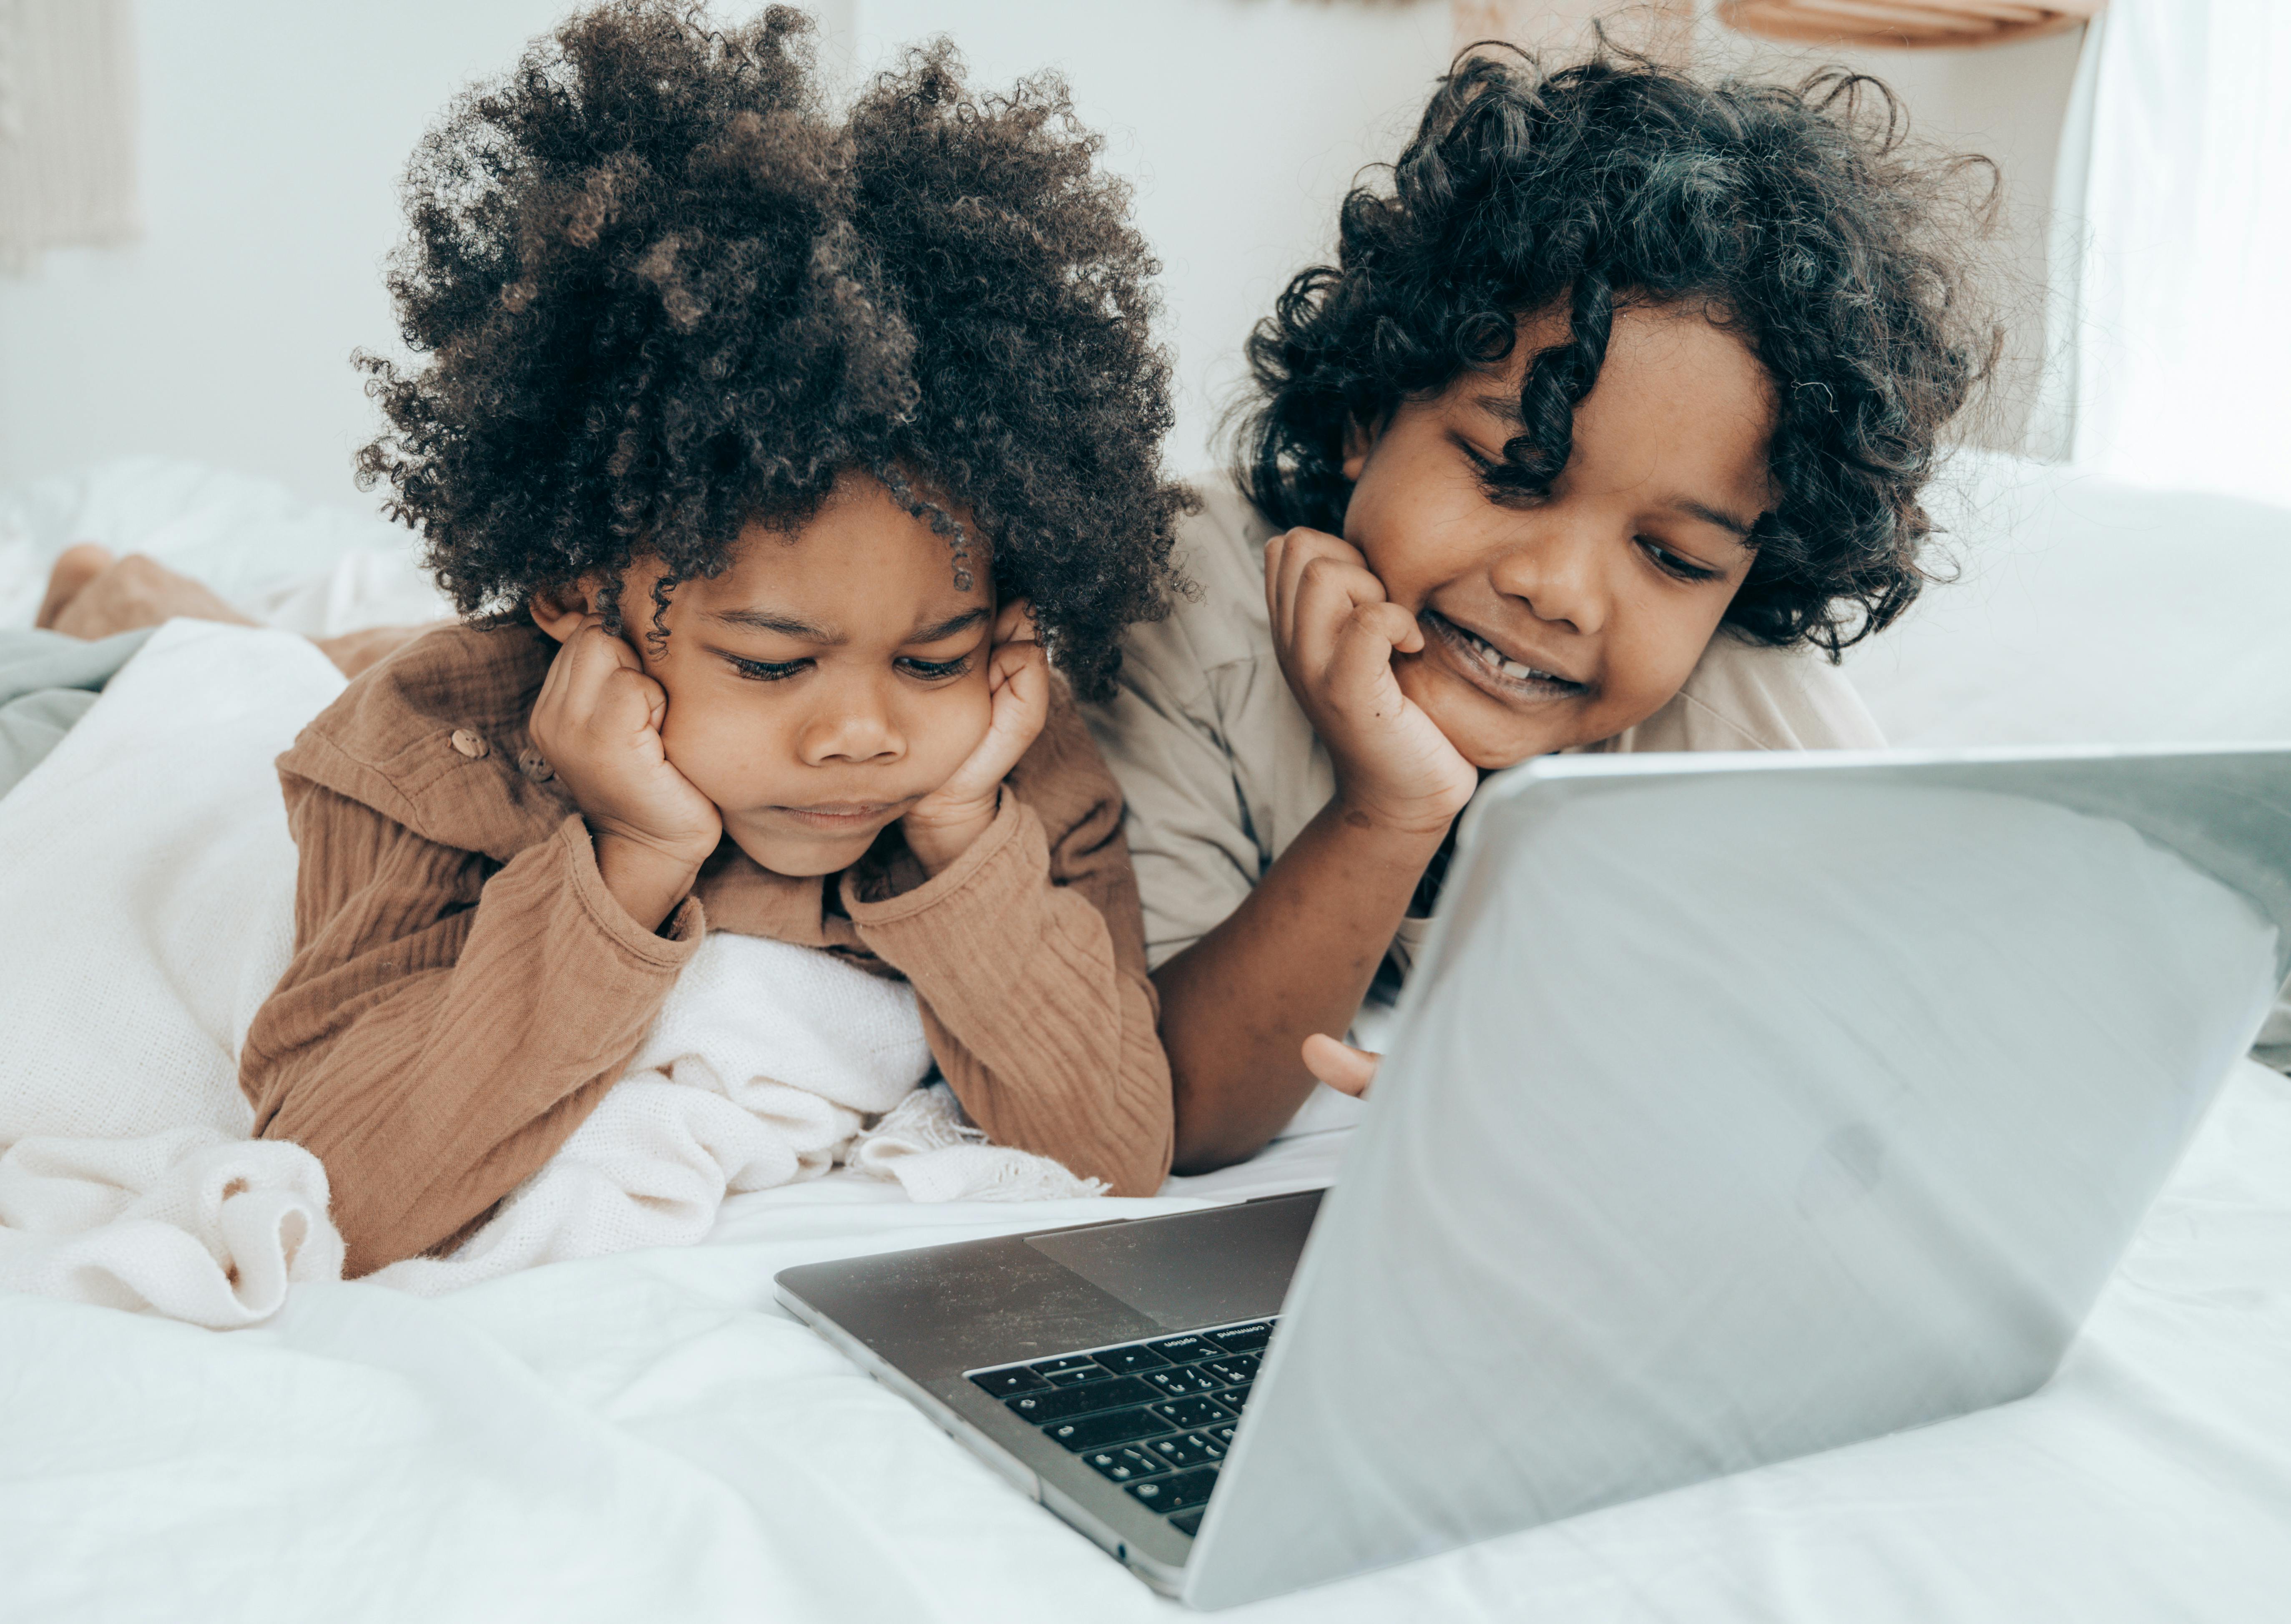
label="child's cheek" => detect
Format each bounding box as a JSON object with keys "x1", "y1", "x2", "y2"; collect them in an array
[{"x1": 653, "y1": 693, "x2": 753, "y2": 807}]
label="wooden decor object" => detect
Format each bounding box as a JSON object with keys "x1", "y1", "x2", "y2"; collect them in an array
[{"x1": 1716, "y1": 0, "x2": 2103, "y2": 49}]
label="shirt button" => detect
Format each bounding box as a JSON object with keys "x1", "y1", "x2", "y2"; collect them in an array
[
  {"x1": 517, "y1": 747, "x2": 555, "y2": 783},
  {"x1": 450, "y1": 729, "x2": 488, "y2": 759}
]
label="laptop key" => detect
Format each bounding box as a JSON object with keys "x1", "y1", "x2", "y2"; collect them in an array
[
  {"x1": 1201, "y1": 1353, "x2": 1260, "y2": 1386},
  {"x1": 1145, "y1": 1395, "x2": 1230, "y2": 1431},
  {"x1": 1004, "y1": 1375, "x2": 1153, "y2": 1423},
  {"x1": 1090, "y1": 1343, "x2": 1171, "y2": 1375},
  {"x1": 1030, "y1": 1355, "x2": 1113, "y2": 1386},
  {"x1": 1141, "y1": 1364, "x2": 1224, "y2": 1398},
  {"x1": 1145, "y1": 1431, "x2": 1224, "y2": 1468},
  {"x1": 1204, "y1": 1322, "x2": 1272, "y2": 1353},
  {"x1": 969, "y1": 1366, "x2": 1047, "y2": 1397},
  {"x1": 1127, "y1": 1465, "x2": 1218, "y2": 1513},
  {"x1": 1208, "y1": 1423, "x2": 1237, "y2": 1447},
  {"x1": 1169, "y1": 1508, "x2": 1206, "y2": 1538},
  {"x1": 1083, "y1": 1444, "x2": 1171, "y2": 1484},
  {"x1": 1043, "y1": 1405, "x2": 1168, "y2": 1451},
  {"x1": 1146, "y1": 1334, "x2": 1216, "y2": 1364},
  {"x1": 1221, "y1": 1384, "x2": 1252, "y2": 1411}
]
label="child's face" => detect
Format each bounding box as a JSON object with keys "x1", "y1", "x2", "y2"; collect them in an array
[
  {"x1": 615, "y1": 476, "x2": 997, "y2": 877},
  {"x1": 1341, "y1": 300, "x2": 1774, "y2": 768}
]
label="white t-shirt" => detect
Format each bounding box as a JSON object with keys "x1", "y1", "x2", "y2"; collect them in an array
[{"x1": 1082, "y1": 480, "x2": 1886, "y2": 975}]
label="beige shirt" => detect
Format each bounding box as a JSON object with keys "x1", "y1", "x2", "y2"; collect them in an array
[{"x1": 1083, "y1": 480, "x2": 1886, "y2": 973}]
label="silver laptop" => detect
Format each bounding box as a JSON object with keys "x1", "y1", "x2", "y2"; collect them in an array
[{"x1": 774, "y1": 744, "x2": 2291, "y2": 1609}]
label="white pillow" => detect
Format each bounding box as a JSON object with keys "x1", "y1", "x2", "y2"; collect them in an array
[
  {"x1": 1849, "y1": 453, "x2": 2291, "y2": 749},
  {"x1": 1849, "y1": 452, "x2": 2291, "y2": 1066}
]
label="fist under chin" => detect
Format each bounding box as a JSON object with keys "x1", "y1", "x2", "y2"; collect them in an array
[{"x1": 1396, "y1": 656, "x2": 1577, "y2": 770}]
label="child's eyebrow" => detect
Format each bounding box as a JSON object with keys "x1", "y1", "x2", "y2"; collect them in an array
[
  {"x1": 1665, "y1": 498, "x2": 1758, "y2": 542},
  {"x1": 908, "y1": 608, "x2": 990, "y2": 643},
  {"x1": 705, "y1": 608, "x2": 842, "y2": 644}
]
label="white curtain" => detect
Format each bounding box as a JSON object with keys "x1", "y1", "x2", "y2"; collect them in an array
[
  {"x1": 0, "y1": 0, "x2": 138, "y2": 272},
  {"x1": 2058, "y1": 0, "x2": 2291, "y2": 508}
]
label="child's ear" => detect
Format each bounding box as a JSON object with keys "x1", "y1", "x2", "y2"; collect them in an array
[
  {"x1": 530, "y1": 578, "x2": 601, "y2": 644},
  {"x1": 1339, "y1": 415, "x2": 1386, "y2": 483}
]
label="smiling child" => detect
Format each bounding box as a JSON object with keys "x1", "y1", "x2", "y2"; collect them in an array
[
  {"x1": 239, "y1": 4, "x2": 1189, "y2": 1275},
  {"x1": 1087, "y1": 49, "x2": 1999, "y2": 1167}
]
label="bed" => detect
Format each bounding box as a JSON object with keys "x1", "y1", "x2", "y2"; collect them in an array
[{"x1": 2, "y1": 453, "x2": 2288, "y2": 1621}]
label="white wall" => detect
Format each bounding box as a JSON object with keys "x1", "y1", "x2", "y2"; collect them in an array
[
  {"x1": 0, "y1": 2, "x2": 2073, "y2": 509},
  {"x1": 1694, "y1": 17, "x2": 2087, "y2": 452},
  {"x1": 0, "y1": 0, "x2": 1450, "y2": 510},
  {"x1": 856, "y1": 0, "x2": 1453, "y2": 484},
  {"x1": 0, "y1": 1, "x2": 575, "y2": 509}
]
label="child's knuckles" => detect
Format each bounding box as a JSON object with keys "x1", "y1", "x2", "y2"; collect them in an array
[{"x1": 1339, "y1": 603, "x2": 1394, "y2": 644}]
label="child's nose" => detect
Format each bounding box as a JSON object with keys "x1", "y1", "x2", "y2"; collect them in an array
[
  {"x1": 797, "y1": 684, "x2": 905, "y2": 766},
  {"x1": 1488, "y1": 528, "x2": 1608, "y2": 636}
]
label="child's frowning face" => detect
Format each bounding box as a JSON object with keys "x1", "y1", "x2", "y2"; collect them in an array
[
  {"x1": 1341, "y1": 300, "x2": 1775, "y2": 768},
  {"x1": 606, "y1": 476, "x2": 998, "y2": 877}
]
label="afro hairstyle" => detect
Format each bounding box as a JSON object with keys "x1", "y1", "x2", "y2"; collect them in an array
[
  {"x1": 355, "y1": 1, "x2": 1189, "y2": 700},
  {"x1": 1236, "y1": 45, "x2": 2003, "y2": 656}
]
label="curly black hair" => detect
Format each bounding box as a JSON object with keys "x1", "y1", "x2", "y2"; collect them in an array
[
  {"x1": 355, "y1": 1, "x2": 1188, "y2": 700},
  {"x1": 1238, "y1": 46, "x2": 2002, "y2": 656}
]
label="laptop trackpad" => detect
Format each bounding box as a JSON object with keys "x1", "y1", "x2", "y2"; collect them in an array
[{"x1": 1025, "y1": 1190, "x2": 1324, "y2": 1331}]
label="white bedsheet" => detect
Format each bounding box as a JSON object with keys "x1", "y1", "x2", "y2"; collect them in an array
[
  {"x1": 6, "y1": 456, "x2": 2290, "y2": 1615},
  {"x1": 5, "y1": 1062, "x2": 2289, "y2": 1623}
]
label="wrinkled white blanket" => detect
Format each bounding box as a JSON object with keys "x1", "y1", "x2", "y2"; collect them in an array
[{"x1": 0, "y1": 620, "x2": 1098, "y2": 1328}]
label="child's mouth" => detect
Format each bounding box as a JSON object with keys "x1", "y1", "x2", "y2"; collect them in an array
[
  {"x1": 1422, "y1": 610, "x2": 1590, "y2": 702},
  {"x1": 775, "y1": 802, "x2": 901, "y2": 833}
]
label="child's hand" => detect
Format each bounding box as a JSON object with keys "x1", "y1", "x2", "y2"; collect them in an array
[
  {"x1": 1265, "y1": 528, "x2": 1477, "y2": 838},
  {"x1": 904, "y1": 598, "x2": 1049, "y2": 875},
  {"x1": 1302, "y1": 1033, "x2": 1380, "y2": 1098},
  {"x1": 529, "y1": 616, "x2": 722, "y2": 927}
]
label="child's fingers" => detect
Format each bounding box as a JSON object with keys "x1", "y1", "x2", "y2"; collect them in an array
[
  {"x1": 993, "y1": 596, "x2": 1039, "y2": 647},
  {"x1": 1268, "y1": 529, "x2": 1370, "y2": 653},
  {"x1": 1263, "y1": 530, "x2": 1288, "y2": 640},
  {"x1": 533, "y1": 616, "x2": 603, "y2": 739},
  {"x1": 1322, "y1": 600, "x2": 1419, "y2": 711},
  {"x1": 1286, "y1": 553, "x2": 1396, "y2": 682},
  {"x1": 624, "y1": 667, "x2": 671, "y2": 736},
  {"x1": 555, "y1": 621, "x2": 648, "y2": 714},
  {"x1": 988, "y1": 631, "x2": 1049, "y2": 696},
  {"x1": 1301, "y1": 1033, "x2": 1380, "y2": 1097},
  {"x1": 987, "y1": 643, "x2": 1051, "y2": 743}
]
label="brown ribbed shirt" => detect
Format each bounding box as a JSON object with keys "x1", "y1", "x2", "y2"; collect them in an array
[{"x1": 240, "y1": 624, "x2": 1173, "y2": 1277}]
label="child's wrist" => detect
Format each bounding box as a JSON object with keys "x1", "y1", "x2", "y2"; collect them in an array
[
  {"x1": 1327, "y1": 782, "x2": 1464, "y2": 846},
  {"x1": 902, "y1": 794, "x2": 1000, "y2": 877},
  {"x1": 593, "y1": 830, "x2": 704, "y2": 933}
]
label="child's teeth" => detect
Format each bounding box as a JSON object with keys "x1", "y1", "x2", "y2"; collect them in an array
[{"x1": 1455, "y1": 619, "x2": 1570, "y2": 687}]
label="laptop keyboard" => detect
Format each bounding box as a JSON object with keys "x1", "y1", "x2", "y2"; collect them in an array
[{"x1": 966, "y1": 1317, "x2": 1278, "y2": 1540}]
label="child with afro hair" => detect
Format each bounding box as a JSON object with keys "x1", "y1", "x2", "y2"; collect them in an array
[
  {"x1": 1086, "y1": 45, "x2": 2002, "y2": 1169},
  {"x1": 236, "y1": 2, "x2": 1191, "y2": 1275}
]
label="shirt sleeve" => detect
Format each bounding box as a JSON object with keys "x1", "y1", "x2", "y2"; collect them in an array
[
  {"x1": 1080, "y1": 641, "x2": 1264, "y2": 971},
  {"x1": 239, "y1": 781, "x2": 701, "y2": 1276},
  {"x1": 1607, "y1": 633, "x2": 1887, "y2": 754},
  {"x1": 846, "y1": 698, "x2": 1175, "y2": 1195}
]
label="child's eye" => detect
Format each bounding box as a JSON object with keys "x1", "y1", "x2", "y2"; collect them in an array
[
  {"x1": 726, "y1": 654, "x2": 810, "y2": 682},
  {"x1": 1638, "y1": 538, "x2": 1722, "y2": 583},
  {"x1": 1454, "y1": 436, "x2": 1545, "y2": 510},
  {"x1": 898, "y1": 655, "x2": 973, "y2": 681}
]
